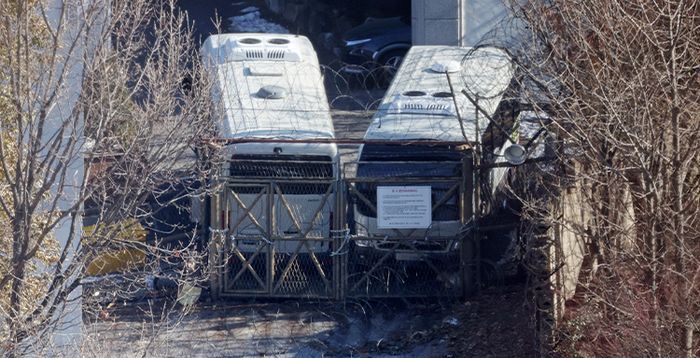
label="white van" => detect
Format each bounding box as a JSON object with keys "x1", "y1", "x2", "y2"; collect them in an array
[
  {"x1": 352, "y1": 46, "x2": 515, "y2": 256},
  {"x1": 201, "y1": 33, "x2": 338, "y2": 253}
]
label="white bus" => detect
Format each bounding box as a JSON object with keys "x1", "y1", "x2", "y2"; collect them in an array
[
  {"x1": 201, "y1": 33, "x2": 337, "y2": 253},
  {"x1": 352, "y1": 45, "x2": 515, "y2": 257}
]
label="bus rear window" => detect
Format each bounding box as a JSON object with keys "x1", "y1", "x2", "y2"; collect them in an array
[
  {"x1": 353, "y1": 145, "x2": 464, "y2": 221},
  {"x1": 359, "y1": 144, "x2": 465, "y2": 162}
]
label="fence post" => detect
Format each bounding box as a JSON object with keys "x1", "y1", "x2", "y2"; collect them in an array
[
  {"x1": 334, "y1": 179, "x2": 345, "y2": 300},
  {"x1": 460, "y1": 153, "x2": 475, "y2": 296},
  {"x1": 208, "y1": 187, "x2": 222, "y2": 300},
  {"x1": 267, "y1": 182, "x2": 275, "y2": 294}
]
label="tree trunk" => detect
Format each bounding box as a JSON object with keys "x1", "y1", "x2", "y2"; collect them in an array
[{"x1": 8, "y1": 217, "x2": 27, "y2": 356}]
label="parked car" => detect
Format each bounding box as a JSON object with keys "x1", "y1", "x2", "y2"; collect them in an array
[{"x1": 335, "y1": 16, "x2": 411, "y2": 83}]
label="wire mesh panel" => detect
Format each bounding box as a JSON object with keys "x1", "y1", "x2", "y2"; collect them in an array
[
  {"x1": 273, "y1": 248, "x2": 334, "y2": 296},
  {"x1": 225, "y1": 238, "x2": 271, "y2": 293}
]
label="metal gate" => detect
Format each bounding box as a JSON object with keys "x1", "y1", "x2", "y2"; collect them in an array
[
  {"x1": 340, "y1": 158, "x2": 473, "y2": 298},
  {"x1": 208, "y1": 171, "x2": 343, "y2": 298},
  {"x1": 208, "y1": 157, "x2": 475, "y2": 299}
]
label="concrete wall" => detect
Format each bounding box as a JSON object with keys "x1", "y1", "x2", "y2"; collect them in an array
[
  {"x1": 513, "y1": 159, "x2": 596, "y2": 351},
  {"x1": 525, "y1": 182, "x2": 592, "y2": 352},
  {"x1": 460, "y1": 0, "x2": 509, "y2": 46},
  {"x1": 412, "y1": 0, "x2": 462, "y2": 45},
  {"x1": 550, "y1": 184, "x2": 590, "y2": 322},
  {"x1": 46, "y1": 0, "x2": 106, "y2": 353},
  {"x1": 412, "y1": 0, "x2": 509, "y2": 46}
]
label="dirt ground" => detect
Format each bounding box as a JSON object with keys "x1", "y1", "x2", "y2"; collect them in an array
[{"x1": 83, "y1": 284, "x2": 534, "y2": 358}]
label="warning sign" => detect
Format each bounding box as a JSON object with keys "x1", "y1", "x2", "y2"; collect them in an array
[{"x1": 377, "y1": 186, "x2": 432, "y2": 229}]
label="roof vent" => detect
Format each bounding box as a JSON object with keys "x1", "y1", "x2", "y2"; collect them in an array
[
  {"x1": 403, "y1": 103, "x2": 424, "y2": 110},
  {"x1": 257, "y1": 85, "x2": 287, "y2": 99},
  {"x1": 216, "y1": 36, "x2": 303, "y2": 62},
  {"x1": 402, "y1": 90, "x2": 427, "y2": 97},
  {"x1": 239, "y1": 37, "x2": 262, "y2": 45},
  {"x1": 432, "y1": 91, "x2": 454, "y2": 98},
  {"x1": 404, "y1": 103, "x2": 450, "y2": 111},
  {"x1": 268, "y1": 38, "x2": 290, "y2": 45},
  {"x1": 430, "y1": 61, "x2": 461, "y2": 74},
  {"x1": 245, "y1": 49, "x2": 264, "y2": 59}
]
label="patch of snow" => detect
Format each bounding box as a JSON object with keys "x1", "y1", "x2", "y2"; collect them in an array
[
  {"x1": 239, "y1": 6, "x2": 259, "y2": 14},
  {"x1": 518, "y1": 111, "x2": 550, "y2": 159},
  {"x1": 442, "y1": 316, "x2": 460, "y2": 326},
  {"x1": 229, "y1": 11, "x2": 289, "y2": 33},
  {"x1": 519, "y1": 120, "x2": 543, "y2": 140}
]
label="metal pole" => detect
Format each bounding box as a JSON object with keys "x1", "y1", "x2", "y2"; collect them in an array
[
  {"x1": 460, "y1": 152, "x2": 474, "y2": 297},
  {"x1": 208, "y1": 185, "x2": 222, "y2": 300},
  {"x1": 267, "y1": 182, "x2": 274, "y2": 294},
  {"x1": 335, "y1": 179, "x2": 345, "y2": 300},
  {"x1": 208, "y1": 137, "x2": 474, "y2": 148},
  {"x1": 333, "y1": 180, "x2": 338, "y2": 299},
  {"x1": 473, "y1": 95, "x2": 482, "y2": 295}
]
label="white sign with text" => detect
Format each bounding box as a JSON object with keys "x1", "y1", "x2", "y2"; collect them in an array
[{"x1": 377, "y1": 186, "x2": 432, "y2": 229}]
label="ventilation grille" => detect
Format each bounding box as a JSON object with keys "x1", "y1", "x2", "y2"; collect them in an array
[
  {"x1": 245, "y1": 50, "x2": 288, "y2": 59},
  {"x1": 219, "y1": 37, "x2": 304, "y2": 62},
  {"x1": 267, "y1": 49, "x2": 285, "y2": 59},
  {"x1": 388, "y1": 99, "x2": 456, "y2": 116},
  {"x1": 245, "y1": 50, "x2": 264, "y2": 59},
  {"x1": 401, "y1": 103, "x2": 450, "y2": 111}
]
